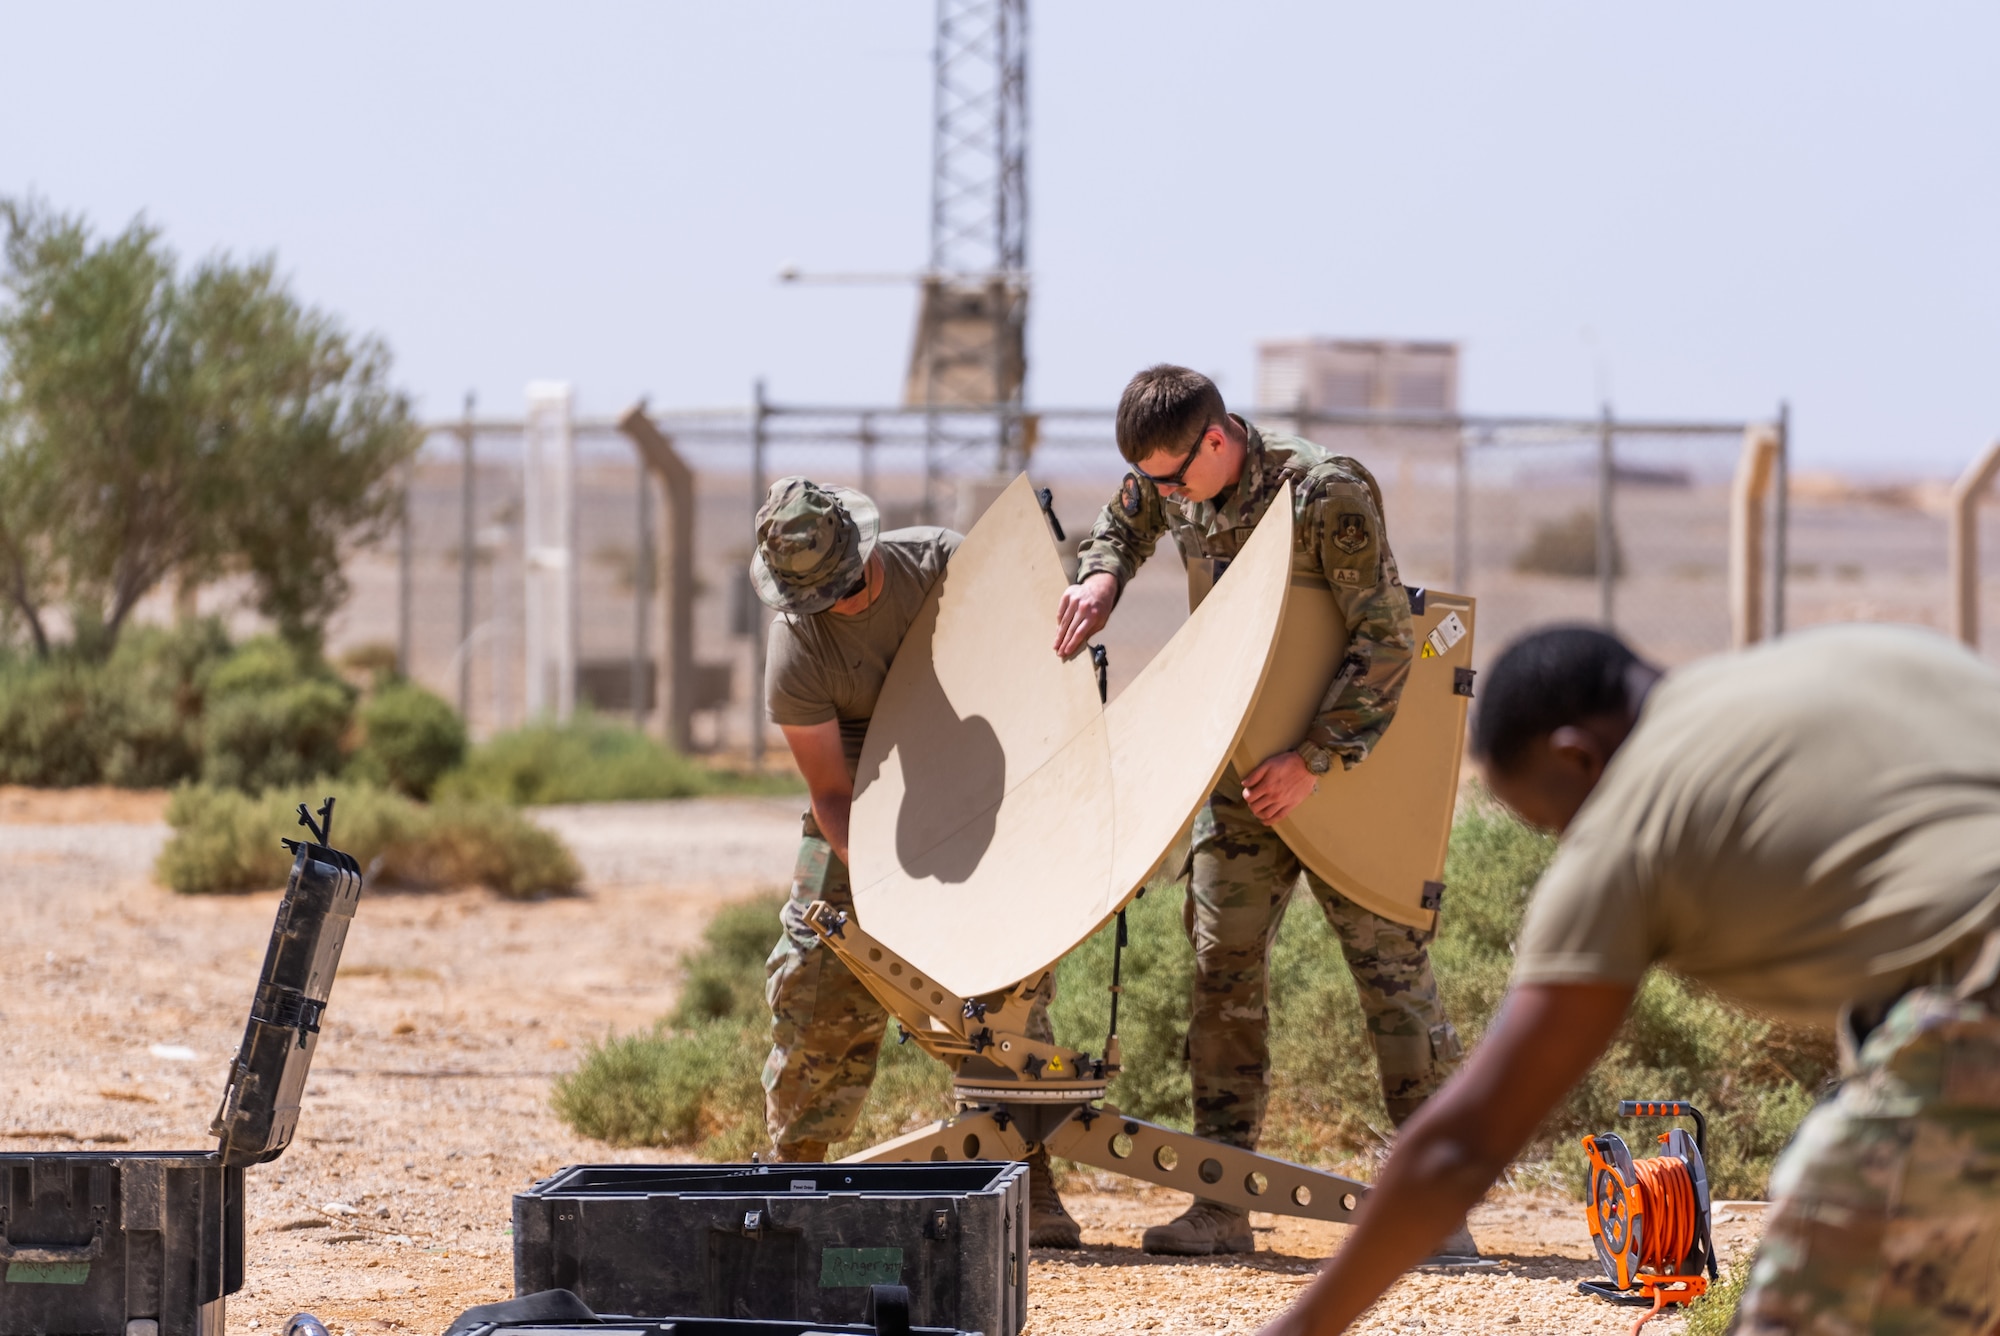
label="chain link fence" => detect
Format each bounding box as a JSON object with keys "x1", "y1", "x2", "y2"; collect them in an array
[{"x1": 327, "y1": 401, "x2": 2000, "y2": 758}]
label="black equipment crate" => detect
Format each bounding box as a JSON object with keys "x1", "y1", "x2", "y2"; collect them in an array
[
  {"x1": 1, "y1": 819, "x2": 360, "y2": 1336},
  {"x1": 513, "y1": 1163, "x2": 1028, "y2": 1336},
  {"x1": 449, "y1": 1322, "x2": 974, "y2": 1336}
]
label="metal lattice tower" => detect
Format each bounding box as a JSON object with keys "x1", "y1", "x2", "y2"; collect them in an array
[
  {"x1": 906, "y1": 0, "x2": 1029, "y2": 494},
  {"x1": 931, "y1": 0, "x2": 1026, "y2": 283}
]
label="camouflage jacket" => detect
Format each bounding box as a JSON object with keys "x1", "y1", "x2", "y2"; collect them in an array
[{"x1": 1074, "y1": 417, "x2": 1415, "y2": 768}]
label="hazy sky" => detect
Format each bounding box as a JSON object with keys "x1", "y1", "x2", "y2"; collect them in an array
[{"x1": 6, "y1": 2, "x2": 1994, "y2": 471}]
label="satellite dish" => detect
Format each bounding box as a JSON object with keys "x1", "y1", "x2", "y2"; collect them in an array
[{"x1": 849, "y1": 474, "x2": 1296, "y2": 997}]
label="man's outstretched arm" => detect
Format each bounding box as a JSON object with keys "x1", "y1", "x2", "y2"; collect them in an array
[{"x1": 1256, "y1": 981, "x2": 1636, "y2": 1336}]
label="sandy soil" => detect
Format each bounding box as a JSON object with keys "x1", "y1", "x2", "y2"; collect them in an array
[{"x1": 0, "y1": 798, "x2": 1759, "y2": 1335}]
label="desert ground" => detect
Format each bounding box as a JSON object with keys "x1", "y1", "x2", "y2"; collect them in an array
[{"x1": 0, "y1": 789, "x2": 1764, "y2": 1335}]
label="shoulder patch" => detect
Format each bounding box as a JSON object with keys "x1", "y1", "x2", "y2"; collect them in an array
[
  {"x1": 1333, "y1": 512, "x2": 1371, "y2": 555},
  {"x1": 1119, "y1": 473, "x2": 1145, "y2": 518}
]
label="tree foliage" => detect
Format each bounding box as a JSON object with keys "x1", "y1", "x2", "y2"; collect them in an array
[{"x1": 0, "y1": 197, "x2": 418, "y2": 655}]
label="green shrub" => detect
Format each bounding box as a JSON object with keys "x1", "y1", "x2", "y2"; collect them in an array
[
  {"x1": 1683, "y1": 1257, "x2": 1749, "y2": 1336},
  {"x1": 439, "y1": 712, "x2": 800, "y2": 805},
  {"x1": 157, "y1": 779, "x2": 579, "y2": 898},
  {"x1": 671, "y1": 896, "x2": 789, "y2": 1027},
  {"x1": 97, "y1": 621, "x2": 230, "y2": 786},
  {"x1": 200, "y1": 638, "x2": 357, "y2": 792},
  {"x1": 555, "y1": 890, "x2": 957, "y2": 1159},
  {"x1": 348, "y1": 679, "x2": 467, "y2": 798},
  {"x1": 553, "y1": 797, "x2": 1834, "y2": 1195},
  {"x1": 553, "y1": 1020, "x2": 767, "y2": 1151},
  {"x1": 552, "y1": 895, "x2": 788, "y2": 1153},
  {"x1": 413, "y1": 798, "x2": 583, "y2": 898},
  {"x1": 0, "y1": 620, "x2": 228, "y2": 787},
  {"x1": 0, "y1": 656, "x2": 109, "y2": 786}
]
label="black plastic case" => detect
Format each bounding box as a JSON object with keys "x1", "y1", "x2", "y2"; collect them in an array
[
  {"x1": 449, "y1": 1321, "x2": 977, "y2": 1336},
  {"x1": 0, "y1": 831, "x2": 361, "y2": 1336},
  {"x1": 512, "y1": 1163, "x2": 1027, "y2": 1336}
]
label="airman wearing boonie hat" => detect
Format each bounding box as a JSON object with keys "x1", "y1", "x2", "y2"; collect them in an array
[
  {"x1": 751, "y1": 477, "x2": 1080, "y2": 1247},
  {"x1": 750, "y1": 476, "x2": 882, "y2": 614}
]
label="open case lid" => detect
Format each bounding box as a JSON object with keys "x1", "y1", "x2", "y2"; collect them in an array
[{"x1": 209, "y1": 798, "x2": 362, "y2": 1167}]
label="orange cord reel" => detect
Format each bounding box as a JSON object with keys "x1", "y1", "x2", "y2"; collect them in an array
[{"x1": 1579, "y1": 1100, "x2": 1718, "y2": 1336}]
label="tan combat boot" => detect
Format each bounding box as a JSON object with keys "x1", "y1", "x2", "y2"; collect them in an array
[
  {"x1": 771, "y1": 1140, "x2": 828, "y2": 1163},
  {"x1": 1026, "y1": 1148, "x2": 1081, "y2": 1249},
  {"x1": 1140, "y1": 1199, "x2": 1253, "y2": 1256}
]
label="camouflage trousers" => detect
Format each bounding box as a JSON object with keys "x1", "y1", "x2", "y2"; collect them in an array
[
  {"x1": 1733, "y1": 984, "x2": 2000, "y2": 1335},
  {"x1": 763, "y1": 823, "x2": 1054, "y2": 1155},
  {"x1": 1184, "y1": 774, "x2": 1462, "y2": 1147}
]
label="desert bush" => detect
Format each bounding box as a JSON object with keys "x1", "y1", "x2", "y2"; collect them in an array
[
  {"x1": 552, "y1": 798, "x2": 1834, "y2": 1196},
  {"x1": 1683, "y1": 1257, "x2": 1749, "y2": 1336},
  {"x1": 0, "y1": 620, "x2": 229, "y2": 787},
  {"x1": 157, "y1": 779, "x2": 579, "y2": 898},
  {"x1": 98, "y1": 621, "x2": 231, "y2": 786},
  {"x1": 0, "y1": 656, "x2": 112, "y2": 787},
  {"x1": 348, "y1": 679, "x2": 467, "y2": 798},
  {"x1": 200, "y1": 638, "x2": 356, "y2": 792},
  {"x1": 671, "y1": 896, "x2": 789, "y2": 1027},
  {"x1": 553, "y1": 896, "x2": 780, "y2": 1156},
  {"x1": 439, "y1": 712, "x2": 800, "y2": 805},
  {"x1": 553, "y1": 890, "x2": 958, "y2": 1159},
  {"x1": 554, "y1": 1021, "x2": 768, "y2": 1152},
  {"x1": 1514, "y1": 508, "x2": 1626, "y2": 578}
]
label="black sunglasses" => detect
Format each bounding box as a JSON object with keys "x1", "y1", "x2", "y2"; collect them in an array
[{"x1": 1135, "y1": 423, "x2": 1213, "y2": 488}]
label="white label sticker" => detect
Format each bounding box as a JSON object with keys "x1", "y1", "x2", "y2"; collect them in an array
[{"x1": 1426, "y1": 611, "x2": 1467, "y2": 659}]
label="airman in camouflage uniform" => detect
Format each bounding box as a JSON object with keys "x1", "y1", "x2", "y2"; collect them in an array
[
  {"x1": 1057, "y1": 366, "x2": 1465, "y2": 1256},
  {"x1": 752, "y1": 477, "x2": 1079, "y2": 1247},
  {"x1": 1249, "y1": 623, "x2": 2000, "y2": 1336},
  {"x1": 762, "y1": 823, "x2": 1056, "y2": 1150},
  {"x1": 1736, "y1": 980, "x2": 2000, "y2": 1335}
]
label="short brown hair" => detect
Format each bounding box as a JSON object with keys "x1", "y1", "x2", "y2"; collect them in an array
[{"x1": 1115, "y1": 364, "x2": 1227, "y2": 466}]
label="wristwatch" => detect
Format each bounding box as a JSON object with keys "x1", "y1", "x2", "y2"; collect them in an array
[{"x1": 1295, "y1": 741, "x2": 1335, "y2": 776}]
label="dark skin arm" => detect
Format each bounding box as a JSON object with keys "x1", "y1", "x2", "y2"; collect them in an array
[{"x1": 1255, "y1": 981, "x2": 1637, "y2": 1336}]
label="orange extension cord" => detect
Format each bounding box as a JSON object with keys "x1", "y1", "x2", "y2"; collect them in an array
[
  {"x1": 1628, "y1": 1148, "x2": 1699, "y2": 1275},
  {"x1": 1583, "y1": 1134, "x2": 1709, "y2": 1336}
]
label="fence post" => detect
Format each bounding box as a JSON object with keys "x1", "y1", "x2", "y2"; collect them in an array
[
  {"x1": 1949, "y1": 439, "x2": 2000, "y2": 649},
  {"x1": 749, "y1": 379, "x2": 770, "y2": 769},
  {"x1": 396, "y1": 453, "x2": 415, "y2": 676},
  {"x1": 457, "y1": 392, "x2": 476, "y2": 719},
  {"x1": 1730, "y1": 425, "x2": 1781, "y2": 648},
  {"x1": 1772, "y1": 401, "x2": 1790, "y2": 635},
  {"x1": 633, "y1": 455, "x2": 653, "y2": 730},
  {"x1": 617, "y1": 404, "x2": 698, "y2": 753},
  {"x1": 1596, "y1": 404, "x2": 1615, "y2": 628},
  {"x1": 1451, "y1": 429, "x2": 1472, "y2": 592}
]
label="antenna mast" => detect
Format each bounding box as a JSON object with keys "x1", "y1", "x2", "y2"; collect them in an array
[{"x1": 907, "y1": 0, "x2": 1030, "y2": 514}]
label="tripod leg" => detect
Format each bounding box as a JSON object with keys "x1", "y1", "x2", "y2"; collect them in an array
[
  {"x1": 1045, "y1": 1103, "x2": 1370, "y2": 1224},
  {"x1": 837, "y1": 1107, "x2": 1031, "y2": 1164}
]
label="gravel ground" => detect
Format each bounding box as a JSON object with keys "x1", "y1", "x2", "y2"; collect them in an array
[{"x1": 0, "y1": 795, "x2": 1758, "y2": 1335}]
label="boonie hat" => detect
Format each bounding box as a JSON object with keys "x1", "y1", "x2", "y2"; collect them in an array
[{"x1": 750, "y1": 476, "x2": 882, "y2": 614}]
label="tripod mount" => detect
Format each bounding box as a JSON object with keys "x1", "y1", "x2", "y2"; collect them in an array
[{"x1": 805, "y1": 901, "x2": 1371, "y2": 1224}]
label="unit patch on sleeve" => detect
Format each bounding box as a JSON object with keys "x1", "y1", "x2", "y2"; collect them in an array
[
  {"x1": 1119, "y1": 473, "x2": 1145, "y2": 517},
  {"x1": 1333, "y1": 513, "x2": 1371, "y2": 554}
]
